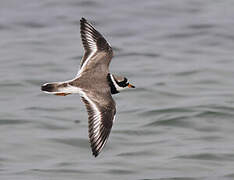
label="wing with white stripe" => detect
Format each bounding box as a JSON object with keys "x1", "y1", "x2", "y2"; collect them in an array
[
  {"x1": 81, "y1": 92, "x2": 116, "y2": 157},
  {"x1": 78, "y1": 18, "x2": 113, "y2": 73}
]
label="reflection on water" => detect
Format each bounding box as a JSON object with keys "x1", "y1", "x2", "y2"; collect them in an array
[{"x1": 1, "y1": 0, "x2": 234, "y2": 179}]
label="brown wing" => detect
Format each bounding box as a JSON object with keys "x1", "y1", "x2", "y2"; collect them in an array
[
  {"x1": 79, "y1": 18, "x2": 113, "y2": 71},
  {"x1": 81, "y1": 91, "x2": 116, "y2": 157}
]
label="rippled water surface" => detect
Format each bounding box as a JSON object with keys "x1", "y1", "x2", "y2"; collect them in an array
[{"x1": 1, "y1": 0, "x2": 234, "y2": 179}]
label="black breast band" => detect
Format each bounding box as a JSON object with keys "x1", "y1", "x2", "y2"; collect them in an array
[{"x1": 107, "y1": 73, "x2": 119, "y2": 94}]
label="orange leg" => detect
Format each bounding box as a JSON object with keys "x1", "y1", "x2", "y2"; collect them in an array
[{"x1": 55, "y1": 93, "x2": 71, "y2": 96}]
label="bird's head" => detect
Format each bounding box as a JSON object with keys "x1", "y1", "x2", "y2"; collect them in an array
[{"x1": 107, "y1": 74, "x2": 135, "y2": 94}]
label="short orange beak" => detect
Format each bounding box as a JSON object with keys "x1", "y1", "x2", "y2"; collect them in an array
[{"x1": 128, "y1": 84, "x2": 135, "y2": 88}]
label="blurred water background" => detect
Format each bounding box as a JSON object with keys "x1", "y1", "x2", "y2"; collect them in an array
[{"x1": 1, "y1": 0, "x2": 234, "y2": 179}]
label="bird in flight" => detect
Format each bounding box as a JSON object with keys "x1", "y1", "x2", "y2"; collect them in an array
[{"x1": 41, "y1": 18, "x2": 135, "y2": 157}]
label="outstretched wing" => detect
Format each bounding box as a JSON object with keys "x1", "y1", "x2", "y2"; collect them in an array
[
  {"x1": 80, "y1": 91, "x2": 116, "y2": 157},
  {"x1": 78, "y1": 18, "x2": 113, "y2": 75}
]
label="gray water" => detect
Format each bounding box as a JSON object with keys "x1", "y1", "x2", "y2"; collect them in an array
[{"x1": 1, "y1": 0, "x2": 234, "y2": 179}]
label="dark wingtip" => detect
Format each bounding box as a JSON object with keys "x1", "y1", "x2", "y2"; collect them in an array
[
  {"x1": 92, "y1": 150, "x2": 99, "y2": 157},
  {"x1": 80, "y1": 17, "x2": 87, "y2": 24}
]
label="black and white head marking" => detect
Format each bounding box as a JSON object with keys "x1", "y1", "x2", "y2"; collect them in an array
[{"x1": 107, "y1": 74, "x2": 131, "y2": 94}]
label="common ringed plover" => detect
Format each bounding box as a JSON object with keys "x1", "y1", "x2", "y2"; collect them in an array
[{"x1": 41, "y1": 18, "x2": 135, "y2": 157}]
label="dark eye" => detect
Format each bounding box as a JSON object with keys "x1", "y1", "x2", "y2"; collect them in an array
[{"x1": 117, "y1": 78, "x2": 128, "y2": 87}]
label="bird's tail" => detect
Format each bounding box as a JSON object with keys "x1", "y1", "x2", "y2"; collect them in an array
[{"x1": 41, "y1": 82, "x2": 74, "y2": 96}]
